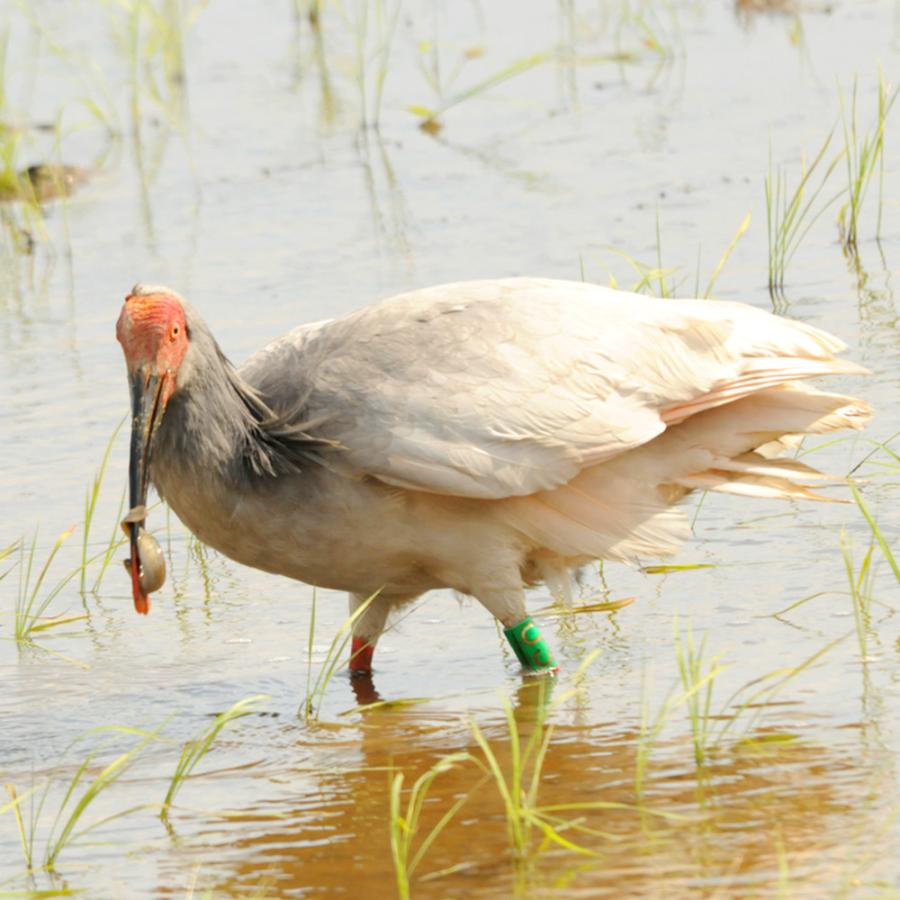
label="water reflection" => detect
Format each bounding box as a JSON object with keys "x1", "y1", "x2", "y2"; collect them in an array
[
  {"x1": 356, "y1": 130, "x2": 412, "y2": 262},
  {"x1": 176, "y1": 682, "x2": 892, "y2": 897}
]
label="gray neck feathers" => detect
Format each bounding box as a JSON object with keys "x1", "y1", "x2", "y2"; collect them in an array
[{"x1": 152, "y1": 310, "x2": 324, "y2": 489}]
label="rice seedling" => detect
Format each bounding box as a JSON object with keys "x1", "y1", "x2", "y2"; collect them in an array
[
  {"x1": 304, "y1": 0, "x2": 321, "y2": 28},
  {"x1": 714, "y1": 635, "x2": 846, "y2": 746},
  {"x1": 80, "y1": 418, "x2": 125, "y2": 592},
  {"x1": 765, "y1": 128, "x2": 845, "y2": 300},
  {"x1": 409, "y1": 46, "x2": 550, "y2": 134},
  {"x1": 635, "y1": 620, "x2": 845, "y2": 793},
  {"x1": 0, "y1": 30, "x2": 51, "y2": 260},
  {"x1": 699, "y1": 210, "x2": 752, "y2": 299},
  {"x1": 775, "y1": 830, "x2": 792, "y2": 899},
  {"x1": 0, "y1": 29, "x2": 19, "y2": 195},
  {"x1": 6, "y1": 725, "x2": 160, "y2": 872},
  {"x1": 469, "y1": 692, "x2": 598, "y2": 862},
  {"x1": 106, "y1": 0, "x2": 199, "y2": 128},
  {"x1": 849, "y1": 482, "x2": 900, "y2": 586},
  {"x1": 602, "y1": 213, "x2": 678, "y2": 297},
  {"x1": 673, "y1": 618, "x2": 729, "y2": 769},
  {"x1": 343, "y1": 0, "x2": 402, "y2": 130},
  {"x1": 306, "y1": 3, "x2": 339, "y2": 127},
  {"x1": 2, "y1": 783, "x2": 40, "y2": 871},
  {"x1": 846, "y1": 430, "x2": 900, "y2": 479},
  {"x1": 839, "y1": 529, "x2": 876, "y2": 664},
  {"x1": 604, "y1": 246, "x2": 678, "y2": 297},
  {"x1": 634, "y1": 661, "x2": 679, "y2": 800},
  {"x1": 302, "y1": 589, "x2": 378, "y2": 722},
  {"x1": 389, "y1": 751, "x2": 478, "y2": 900},
  {"x1": 0, "y1": 537, "x2": 18, "y2": 578},
  {"x1": 12, "y1": 1, "x2": 119, "y2": 139},
  {"x1": 161, "y1": 695, "x2": 267, "y2": 820},
  {"x1": 616, "y1": 0, "x2": 682, "y2": 63},
  {"x1": 602, "y1": 209, "x2": 750, "y2": 301},
  {"x1": 469, "y1": 653, "x2": 657, "y2": 863},
  {"x1": 838, "y1": 69, "x2": 898, "y2": 254},
  {"x1": 14, "y1": 526, "x2": 79, "y2": 643},
  {"x1": 606, "y1": 0, "x2": 685, "y2": 91}
]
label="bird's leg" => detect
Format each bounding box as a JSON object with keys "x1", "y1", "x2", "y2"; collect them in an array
[
  {"x1": 504, "y1": 617, "x2": 557, "y2": 673},
  {"x1": 477, "y1": 588, "x2": 558, "y2": 675},
  {"x1": 348, "y1": 592, "x2": 391, "y2": 675}
]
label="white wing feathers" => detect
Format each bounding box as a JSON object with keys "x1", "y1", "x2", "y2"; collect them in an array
[
  {"x1": 240, "y1": 278, "x2": 863, "y2": 501},
  {"x1": 498, "y1": 384, "x2": 870, "y2": 563}
]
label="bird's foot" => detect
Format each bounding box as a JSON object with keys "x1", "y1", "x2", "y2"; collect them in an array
[
  {"x1": 504, "y1": 616, "x2": 557, "y2": 674},
  {"x1": 523, "y1": 664, "x2": 560, "y2": 678}
]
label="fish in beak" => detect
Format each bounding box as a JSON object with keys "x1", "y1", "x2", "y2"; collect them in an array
[{"x1": 123, "y1": 368, "x2": 169, "y2": 614}]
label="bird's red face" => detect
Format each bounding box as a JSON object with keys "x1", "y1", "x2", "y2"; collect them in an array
[
  {"x1": 117, "y1": 287, "x2": 189, "y2": 615},
  {"x1": 116, "y1": 289, "x2": 189, "y2": 397}
]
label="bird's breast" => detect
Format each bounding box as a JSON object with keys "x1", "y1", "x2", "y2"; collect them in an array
[{"x1": 153, "y1": 460, "x2": 443, "y2": 597}]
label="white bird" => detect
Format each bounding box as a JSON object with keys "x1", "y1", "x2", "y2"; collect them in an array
[{"x1": 116, "y1": 278, "x2": 869, "y2": 675}]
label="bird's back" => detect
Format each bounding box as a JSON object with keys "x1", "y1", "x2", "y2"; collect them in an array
[{"x1": 237, "y1": 278, "x2": 864, "y2": 503}]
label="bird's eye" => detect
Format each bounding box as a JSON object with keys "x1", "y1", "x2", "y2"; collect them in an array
[{"x1": 170, "y1": 323, "x2": 180, "y2": 340}]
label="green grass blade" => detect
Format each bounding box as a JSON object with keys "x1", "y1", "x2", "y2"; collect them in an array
[
  {"x1": 850, "y1": 482, "x2": 900, "y2": 584},
  {"x1": 703, "y1": 210, "x2": 751, "y2": 298},
  {"x1": 162, "y1": 694, "x2": 267, "y2": 815}
]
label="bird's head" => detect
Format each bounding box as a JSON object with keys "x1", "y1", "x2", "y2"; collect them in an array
[{"x1": 116, "y1": 284, "x2": 189, "y2": 614}]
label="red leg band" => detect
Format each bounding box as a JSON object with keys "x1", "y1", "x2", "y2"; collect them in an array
[{"x1": 349, "y1": 636, "x2": 374, "y2": 674}]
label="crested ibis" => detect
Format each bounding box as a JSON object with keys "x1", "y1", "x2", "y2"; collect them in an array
[{"x1": 116, "y1": 279, "x2": 869, "y2": 675}]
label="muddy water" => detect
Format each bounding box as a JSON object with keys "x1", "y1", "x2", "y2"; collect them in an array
[{"x1": 1, "y1": 0, "x2": 898, "y2": 896}]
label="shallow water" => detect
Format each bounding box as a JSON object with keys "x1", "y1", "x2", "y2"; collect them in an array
[{"x1": 1, "y1": 0, "x2": 899, "y2": 896}]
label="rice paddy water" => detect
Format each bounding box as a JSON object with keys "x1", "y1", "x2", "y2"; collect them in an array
[{"x1": 1, "y1": 1, "x2": 898, "y2": 896}]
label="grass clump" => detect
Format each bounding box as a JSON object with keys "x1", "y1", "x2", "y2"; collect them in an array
[
  {"x1": 302, "y1": 589, "x2": 378, "y2": 722},
  {"x1": 469, "y1": 689, "x2": 566, "y2": 860},
  {"x1": 346, "y1": 0, "x2": 403, "y2": 130},
  {"x1": 764, "y1": 67, "x2": 895, "y2": 298},
  {"x1": 849, "y1": 481, "x2": 899, "y2": 590},
  {"x1": 765, "y1": 129, "x2": 844, "y2": 301},
  {"x1": 410, "y1": 46, "x2": 549, "y2": 134},
  {"x1": 637, "y1": 619, "x2": 846, "y2": 792},
  {"x1": 673, "y1": 618, "x2": 729, "y2": 769},
  {"x1": 5, "y1": 725, "x2": 160, "y2": 872},
  {"x1": 838, "y1": 69, "x2": 898, "y2": 254},
  {"x1": 162, "y1": 694, "x2": 267, "y2": 820},
  {"x1": 389, "y1": 752, "x2": 476, "y2": 900},
  {"x1": 14, "y1": 526, "x2": 79, "y2": 643},
  {"x1": 470, "y1": 654, "x2": 653, "y2": 863},
  {"x1": 839, "y1": 528, "x2": 877, "y2": 665},
  {"x1": 602, "y1": 210, "x2": 751, "y2": 300}
]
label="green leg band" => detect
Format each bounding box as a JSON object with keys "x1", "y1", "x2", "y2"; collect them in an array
[{"x1": 504, "y1": 617, "x2": 557, "y2": 672}]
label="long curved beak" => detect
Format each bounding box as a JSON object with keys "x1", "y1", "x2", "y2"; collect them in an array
[{"x1": 126, "y1": 368, "x2": 167, "y2": 614}]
